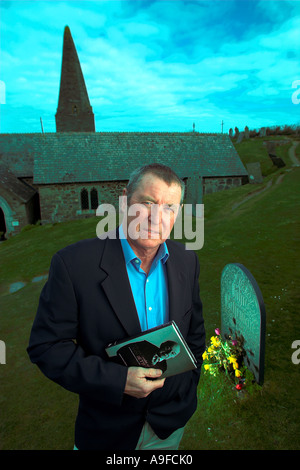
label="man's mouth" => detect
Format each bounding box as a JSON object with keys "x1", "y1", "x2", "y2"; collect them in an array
[{"x1": 140, "y1": 227, "x2": 161, "y2": 239}]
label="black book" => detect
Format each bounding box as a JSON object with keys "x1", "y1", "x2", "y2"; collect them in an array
[{"x1": 105, "y1": 321, "x2": 197, "y2": 378}]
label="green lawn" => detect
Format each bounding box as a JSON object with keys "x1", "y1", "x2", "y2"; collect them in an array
[{"x1": 0, "y1": 137, "x2": 299, "y2": 450}]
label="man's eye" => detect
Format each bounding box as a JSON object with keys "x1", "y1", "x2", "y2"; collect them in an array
[{"x1": 163, "y1": 205, "x2": 174, "y2": 212}]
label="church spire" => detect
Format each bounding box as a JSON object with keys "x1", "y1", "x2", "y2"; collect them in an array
[{"x1": 55, "y1": 26, "x2": 95, "y2": 132}]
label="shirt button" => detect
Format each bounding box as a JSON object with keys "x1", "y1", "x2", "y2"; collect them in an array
[{"x1": 149, "y1": 307, "x2": 152, "y2": 311}]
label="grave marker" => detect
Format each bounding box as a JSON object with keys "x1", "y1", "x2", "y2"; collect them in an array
[
  {"x1": 236, "y1": 131, "x2": 244, "y2": 144},
  {"x1": 221, "y1": 263, "x2": 266, "y2": 384},
  {"x1": 246, "y1": 162, "x2": 263, "y2": 184},
  {"x1": 259, "y1": 127, "x2": 266, "y2": 137}
]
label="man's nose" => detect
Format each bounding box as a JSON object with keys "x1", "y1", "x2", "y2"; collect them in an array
[{"x1": 149, "y1": 204, "x2": 162, "y2": 224}]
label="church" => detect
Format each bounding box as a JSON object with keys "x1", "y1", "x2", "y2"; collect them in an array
[{"x1": 0, "y1": 26, "x2": 248, "y2": 237}]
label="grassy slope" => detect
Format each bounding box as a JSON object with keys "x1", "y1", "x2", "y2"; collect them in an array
[{"x1": 0, "y1": 137, "x2": 299, "y2": 449}]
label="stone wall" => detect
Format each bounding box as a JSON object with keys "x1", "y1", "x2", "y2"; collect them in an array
[
  {"x1": 0, "y1": 189, "x2": 29, "y2": 236},
  {"x1": 38, "y1": 175, "x2": 248, "y2": 226},
  {"x1": 203, "y1": 176, "x2": 245, "y2": 194},
  {"x1": 39, "y1": 180, "x2": 127, "y2": 224}
]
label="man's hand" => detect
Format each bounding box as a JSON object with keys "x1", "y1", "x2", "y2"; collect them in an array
[{"x1": 124, "y1": 367, "x2": 165, "y2": 399}]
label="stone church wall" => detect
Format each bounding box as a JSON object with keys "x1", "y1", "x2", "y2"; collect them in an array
[
  {"x1": 0, "y1": 189, "x2": 30, "y2": 236},
  {"x1": 39, "y1": 180, "x2": 126, "y2": 224},
  {"x1": 38, "y1": 176, "x2": 247, "y2": 225},
  {"x1": 203, "y1": 176, "x2": 245, "y2": 194}
]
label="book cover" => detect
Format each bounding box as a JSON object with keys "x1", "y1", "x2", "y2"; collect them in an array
[{"x1": 105, "y1": 321, "x2": 197, "y2": 379}]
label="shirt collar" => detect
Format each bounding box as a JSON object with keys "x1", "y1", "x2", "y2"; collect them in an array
[{"x1": 119, "y1": 224, "x2": 169, "y2": 266}]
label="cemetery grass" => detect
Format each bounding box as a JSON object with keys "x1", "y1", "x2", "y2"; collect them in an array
[
  {"x1": 0, "y1": 160, "x2": 299, "y2": 450},
  {"x1": 234, "y1": 135, "x2": 298, "y2": 177}
]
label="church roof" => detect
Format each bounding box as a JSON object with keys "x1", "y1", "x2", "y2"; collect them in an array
[
  {"x1": 0, "y1": 133, "x2": 43, "y2": 177},
  {"x1": 0, "y1": 162, "x2": 36, "y2": 203},
  {"x1": 0, "y1": 131, "x2": 247, "y2": 185},
  {"x1": 32, "y1": 132, "x2": 247, "y2": 184}
]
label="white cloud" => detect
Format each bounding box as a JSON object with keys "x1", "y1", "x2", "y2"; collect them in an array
[{"x1": 1, "y1": 0, "x2": 300, "y2": 133}]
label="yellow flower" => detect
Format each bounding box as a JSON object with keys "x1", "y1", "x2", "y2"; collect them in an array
[
  {"x1": 229, "y1": 355, "x2": 237, "y2": 364},
  {"x1": 235, "y1": 369, "x2": 242, "y2": 377},
  {"x1": 204, "y1": 364, "x2": 210, "y2": 370},
  {"x1": 208, "y1": 346, "x2": 213, "y2": 353},
  {"x1": 210, "y1": 336, "x2": 221, "y2": 347},
  {"x1": 202, "y1": 351, "x2": 208, "y2": 360},
  {"x1": 233, "y1": 362, "x2": 239, "y2": 370}
]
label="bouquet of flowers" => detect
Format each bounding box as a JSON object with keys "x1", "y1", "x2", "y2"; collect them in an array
[{"x1": 202, "y1": 328, "x2": 246, "y2": 390}]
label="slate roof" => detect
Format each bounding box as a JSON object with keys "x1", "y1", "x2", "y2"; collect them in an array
[
  {"x1": 0, "y1": 131, "x2": 247, "y2": 186},
  {"x1": 0, "y1": 162, "x2": 36, "y2": 203},
  {"x1": 32, "y1": 132, "x2": 247, "y2": 184},
  {"x1": 0, "y1": 133, "x2": 45, "y2": 177}
]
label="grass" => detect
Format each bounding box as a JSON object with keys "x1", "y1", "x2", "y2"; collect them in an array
[
  {"x1": 180, "y1": 164, "x2": 300, "y2": 450},
  {"x1": 234, "y1": 135, "x2": 295, "y2": 177},
  {"x1": 0, "y1": 137, "x2": 299, "y2": 450}
]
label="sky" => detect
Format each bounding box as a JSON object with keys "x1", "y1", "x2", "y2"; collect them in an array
[{"x1": 0, "y1": 0, "x2": 299, "y2": 134}]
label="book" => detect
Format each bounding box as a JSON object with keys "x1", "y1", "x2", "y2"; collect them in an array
[{"x1": 105, "y1": 321, "x2": 197, "y2": 379}]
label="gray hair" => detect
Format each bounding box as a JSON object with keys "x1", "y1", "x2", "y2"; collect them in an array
[{"x1": 126, "y1": 163, "x2": 185, "y2": 204}]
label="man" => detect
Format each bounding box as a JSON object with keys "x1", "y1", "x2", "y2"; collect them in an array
[{"x1": 27, "y1": 163, "x2": 205, "y2": 450}]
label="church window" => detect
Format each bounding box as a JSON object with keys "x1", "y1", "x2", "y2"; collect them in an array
[
  {"x1": 90, "y1": 188, "x2": 98, "y2": 210},
  {"x1": 80, "y1": 188, "x2": 89, "y2": 210}
]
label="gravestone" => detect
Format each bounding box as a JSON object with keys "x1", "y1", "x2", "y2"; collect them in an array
[
  {"x1": 236, "y1": 131, "x2": 244, "y2": 143},
  {"x1": 244, "y1": 126, "x2": 250, "y2": 139},
  {"x1": 221, "y1": 263, "x2": 266, "y2": 384},
  {"x1": 259, "y1": 127, "x2": 266, "y2": 137},
  {"x1": 246, "y1": 162, "x2": 263, "y2": 184},
  {"x1": 269, "y1": 153, "x2": 286, "y2": 168},
  {"x1": 265, "y1": 142, "x2": 286, "y2": 168}
]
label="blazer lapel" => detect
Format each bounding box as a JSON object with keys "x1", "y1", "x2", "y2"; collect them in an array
[
  {"x1": 99, "y1": 233, "x2": 141, "y2": 337},
  {"x1": 165, "y1": 242, "x2": 188, "y2": 326}
]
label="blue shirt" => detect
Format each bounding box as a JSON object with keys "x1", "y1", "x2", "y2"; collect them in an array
[{"x1": 119, "y1": 224, "x2": 169, "y2": 332}]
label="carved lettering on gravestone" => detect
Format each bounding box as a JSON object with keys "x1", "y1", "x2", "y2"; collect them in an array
[{"x1": 221, "y1": 263, "x2": 266, "y2": 384}]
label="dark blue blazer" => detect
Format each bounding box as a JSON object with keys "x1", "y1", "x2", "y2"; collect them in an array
[{"x1": 27, "y1": 231, "x2": 205, "y2": 450}]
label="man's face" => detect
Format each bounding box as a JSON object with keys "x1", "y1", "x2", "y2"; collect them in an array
[{"x1": 122, "y1": 173, "x2": 182, "y2": 254}]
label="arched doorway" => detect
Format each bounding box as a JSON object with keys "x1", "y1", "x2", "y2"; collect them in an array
[{"x1": 0, "y1": 207, "x2": 6, "y2": 240}]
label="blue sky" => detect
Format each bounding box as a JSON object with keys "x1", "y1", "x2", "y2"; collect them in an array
[{"x1": 0, "y1": 0, "x2": 299, "y2": 134}]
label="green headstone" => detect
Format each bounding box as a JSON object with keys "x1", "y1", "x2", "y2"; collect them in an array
[
  {"x1": 246, "y1": 162, "x2": 263, "y2": 184},
  {"x1": 221, "y1": 263, "x2": 266, "y2": 384}
]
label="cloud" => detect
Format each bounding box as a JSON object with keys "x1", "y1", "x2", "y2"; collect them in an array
[{"x1": 1, "y1": 0, "x2": 300, "y2": 133}]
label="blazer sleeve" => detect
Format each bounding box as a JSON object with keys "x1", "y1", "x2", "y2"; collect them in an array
[
  {"x1": 187, "y1": 251, "x2": 206, "y2": 384},
  {"x1": 27, "y1": 252, "x2": 128, "y2": 406}
]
